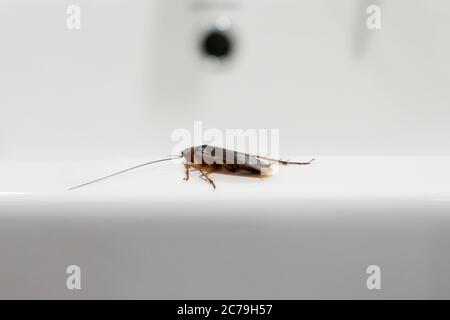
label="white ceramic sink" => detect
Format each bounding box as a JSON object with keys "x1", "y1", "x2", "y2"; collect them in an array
[{"x1": 1, "y1": 0, "x2": 450, "y2": 299}]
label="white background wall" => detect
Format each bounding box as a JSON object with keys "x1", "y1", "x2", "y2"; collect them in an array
[{"x1": 0, "y1": 0, "x2": 449, "y2": 160}]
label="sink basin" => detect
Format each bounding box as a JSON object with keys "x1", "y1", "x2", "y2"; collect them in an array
[{"x1": 1, "y1": 0, "x2": 450, "y2": 299}]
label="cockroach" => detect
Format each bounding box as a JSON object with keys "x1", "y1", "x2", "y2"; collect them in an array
[{"x1": 69, "y1": 145, "x2": 314, "y2": 191}]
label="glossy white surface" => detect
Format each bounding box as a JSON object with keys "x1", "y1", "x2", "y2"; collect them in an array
[{"x1": 1, "y1": 157, "x2": 450, "y2": 298}]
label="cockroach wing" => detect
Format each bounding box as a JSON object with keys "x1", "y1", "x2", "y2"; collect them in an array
[{"x1": 233, "y1": 150, "x2": 272, "y2": 175}]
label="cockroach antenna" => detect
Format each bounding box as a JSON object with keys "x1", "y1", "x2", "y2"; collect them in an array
[{"x1": 68, "y1": 156, "x2": 182, "y2": 191}]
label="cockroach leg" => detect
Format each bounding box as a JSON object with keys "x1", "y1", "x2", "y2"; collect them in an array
[
  {"x1": 183, "y1": 163, "x2": 191, "y2": 181},
  {"x1": 198, "y1": 166, "x2": 216, "y2": 190}
]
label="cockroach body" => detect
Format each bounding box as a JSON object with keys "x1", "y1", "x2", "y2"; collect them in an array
[
  {"x1": 181, "y1": 145, "x2": 314, "y2": 189},
  {"x1": 69, "y1": 145, "x2": 314, "y2": 191}
]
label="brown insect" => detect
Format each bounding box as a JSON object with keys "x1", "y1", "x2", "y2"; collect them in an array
[{"x1": 69, "y1": 145, "x2": 314, "y2": 190}]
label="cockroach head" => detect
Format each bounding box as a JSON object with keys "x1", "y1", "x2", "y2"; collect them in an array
[{"x1": 181, "y1": 147, "x2": 194, "y2": 162}]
